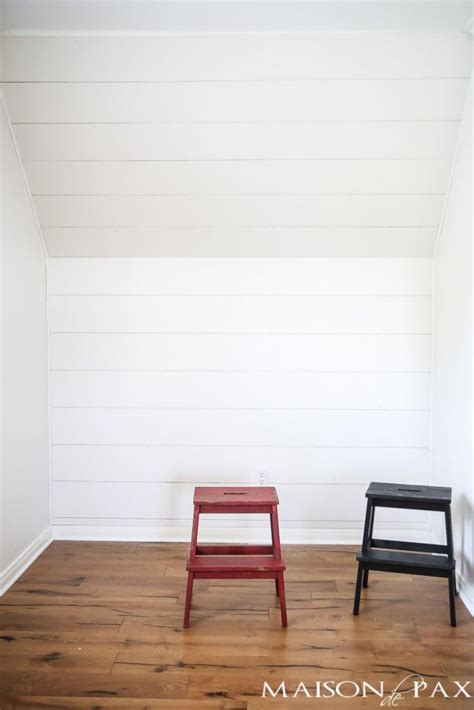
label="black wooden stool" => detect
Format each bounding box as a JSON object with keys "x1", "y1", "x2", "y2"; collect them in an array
[{"x1": 353, "y1": 482, "x2": 457, "y2": 626}]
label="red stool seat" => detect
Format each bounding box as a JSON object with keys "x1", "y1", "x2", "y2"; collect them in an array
[{"x1": 194, "y1": 486, "x2": 279, "y2": 506}]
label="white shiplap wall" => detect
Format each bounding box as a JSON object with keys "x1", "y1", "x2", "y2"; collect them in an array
[
  {"x1": 49, "y1": 257, "x2": 432, "y2": 540},
  {"x1": 1, "y1": 32, "x2": 471, "y2": 257},
  {"x1": 2, "y1": 31, "x2": 470, "y2": 541},
  {"x1": 0, "y1": 99, "x2": 51, "y2": 591}
]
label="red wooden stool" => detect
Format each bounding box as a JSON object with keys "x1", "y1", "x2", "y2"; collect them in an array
[{"x1": 184, "y1": 486, "x2": 287, "y2": 628}]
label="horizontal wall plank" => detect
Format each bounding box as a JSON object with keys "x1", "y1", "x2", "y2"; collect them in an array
[
  {"x1": 14, "y1": 122, "x2": 460, "y2": 161},
  {"x1": 4, "y1": 79, "x2": 468, "y2": 123},
  {"x1": 3, "y1": 34, "x2": 471, "y2": 81},
  {"x1": 49, "y1": 333, "x2": 432, "y2": 372},
  {"x1": 51, "y1": 481, "x2": 427, "y2": 522},
  {"x1": 47, "y1": 257, "x2": 432, "y2": 296},
  {"x1": 51, "y1": 444, "x2": 430, "y2": 484},
  {"x1": 50, "y1": 371, "x2": 431, "y2": 410},
  {"x1": 44, "y1": 226, "x2": 438, "y2": 258},
  {"x1": 36, "y1": 195, "x2": 444, "y2": 228},
  {"x1": 25, "y1": 159, "x2": 451, "y2": 196},
  {"x1": 48, "y1": 258, "x2": 432, "y2": 296},
  {"x1": 51, "y1": 408, "x2": 430, "y2": 447},
  {"x1": 51, "y1": 521, "x2": 431, "y2": 538},
  {"x1": 50, "y1": 294, "x2": 431, "y2": 334}
]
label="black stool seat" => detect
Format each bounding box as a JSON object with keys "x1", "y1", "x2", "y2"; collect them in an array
[
  {"x1": 366, "y1": 482, "x2": 451, "y2": 509},
  {"x1": 353, "y1": 481, "x2": 457, "y2": 626}
]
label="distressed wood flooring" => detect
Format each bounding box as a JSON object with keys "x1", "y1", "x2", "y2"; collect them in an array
[{"x1": 0, "y1": 541, "x2": 472, "y2": 709}]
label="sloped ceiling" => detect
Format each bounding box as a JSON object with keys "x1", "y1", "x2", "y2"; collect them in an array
[
  {"x1": 1, "y1": 1, "x2": 474, "y2": 34},
  {"x1": 1, "y1": 2, "x2": 472, "y2": 257}
]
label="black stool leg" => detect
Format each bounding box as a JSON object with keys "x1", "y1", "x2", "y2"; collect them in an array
[
  {"x1": 361, "y1": 500, "x2": 373, "y2": 553},
  {"x1": 363, "y1": 505, "x2": 375, "y2": 588},
  {"x1": 444, "y1": 504, "x2": 457, "y2": 626},
  {"x1": 445, "y1": 505, "x2": 458, "y2": 596},
  {"x1": 353, "y1": 499, "x2": 373, "y2": 615},
  {"x1": 448, "y1": 571, "x2": 457, "y2": 627},
  {"x1": 353, "y1": 562, "x2": 364, "y2": 615}
]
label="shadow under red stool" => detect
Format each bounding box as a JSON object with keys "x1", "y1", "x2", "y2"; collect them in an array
[{"x1": 183, "y1": 486, "x2": 288, "y2": 628}]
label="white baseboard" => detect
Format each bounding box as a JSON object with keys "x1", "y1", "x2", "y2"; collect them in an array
[
  {"x1": 0, "y1": 527, "x2": 53, "y2": 596},
  {"x1": 457, "y1": 572, "x2": 474, "y2": 616},
  {"x1": 52, "y1": 524, "x2": 436, "y2": 545},
  {"x1": 431, "y1": 527, "x2": 474, "y2": 618}
]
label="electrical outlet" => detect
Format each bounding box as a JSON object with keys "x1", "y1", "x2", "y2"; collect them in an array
[{"x1": 256, "y1": 470, "x2": 268, "y2": 486}]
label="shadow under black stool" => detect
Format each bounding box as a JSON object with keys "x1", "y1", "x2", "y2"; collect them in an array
[{"x1": 353, "y1": 482, "x2": 457, "y2": 626}]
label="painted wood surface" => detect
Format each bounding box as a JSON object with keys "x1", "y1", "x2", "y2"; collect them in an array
[{"x1": 3, "y1": 33, "x2": 469, "y2": 256}]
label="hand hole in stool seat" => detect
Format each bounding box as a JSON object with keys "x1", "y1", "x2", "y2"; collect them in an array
[
  {"x1": 223, "y1": 492, "x2": 247, "y2": 495},
  {"x1": 398, "y1": 488, "x2": 422, "y2": 492}
]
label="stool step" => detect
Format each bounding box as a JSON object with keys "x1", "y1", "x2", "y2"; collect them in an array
[
  {"x1": 357, "y1": 549, "x2": 454, "y2": 571},
  {"x1": 187, "y1": 555, "x2": 286, "y2": 573},
  {"x1": 196, "y1": 544, "x2": 274, "y2": 556}
]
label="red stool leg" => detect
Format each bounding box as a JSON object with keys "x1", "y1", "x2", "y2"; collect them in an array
[
  {"x1": 190, "y1": 504, "x2": 200, "y2": 559},
  {"x1": 184, "y1": 504, "x2": 200, "y2": 627},
  {"x1": 277, "y1": 571, "x2": 288, "y2": 627},
  {"x1": 270, "y1": 505, "x2": 282, "y2": 559},
  {"x1": 270, "y1": 505, "x2": 287, "y2": 626},
  {"x1": 183, "y1": 572, "x2": 194, "y2": 628},
  {"x1": 270, "y1": 512, "x2": 279, "y2": 596}
]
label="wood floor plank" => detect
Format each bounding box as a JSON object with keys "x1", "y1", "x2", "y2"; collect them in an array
[{"x1": 9, "y1": 670, "x2": 189, "y2": 699}]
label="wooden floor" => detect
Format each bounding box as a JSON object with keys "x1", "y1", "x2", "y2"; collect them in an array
[{"x1": 0, "y1": 542, "x2": 472, "y2": 709}]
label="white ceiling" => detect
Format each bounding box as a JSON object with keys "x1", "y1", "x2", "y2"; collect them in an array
[
  {"x1": 1, "y1": 3, "x2": 472, "y2": 258},
  {"x1": 1, "y1": 0, "x2": 473, "y2": 35}
]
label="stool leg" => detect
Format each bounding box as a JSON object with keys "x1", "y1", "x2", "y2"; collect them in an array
[
  {"x1": 361, "y1": 499, "x2": 373, "y2": 553},
  {"x1": 270, "y1": 506, "x2": 285, "y2": 621},
  {"x1": 352, "y1": 562, "x2": 364, "y2": 616},
  {"x1": 183, "y1": 572, "x2": 194, "y2": 628},
  {"x1": 353, "y1": 562, "x2": 364, "y2": 615},
  {"x1": 444, "y1": 504, "x2": 457, "y2": 622},
  {"x1": 270, "y1": 505, "x2": 282, "y2": 559},
  {"x1": 444, "y1": 504, "x2": 455, "y2": 561},
  {"x1": 270, "y1": 512, "x2": 279, "y2": 596},
  {"x1": 190, "y1": 505, "x2": 200, "y2": 559},
  {"x1": 444, "y1": 504, "x2": 457, "y2": 594},
  {"x1": 363, "y1": 504, "x2": 375, "y2": 588},
  {"x1": 184, "y1": 504, "x2": 200, "y2": 628},
  {"x1": 448, "y1": 571, "x2": 457, "y2": 627},
  {"x1": 353, "y1": 500, "x2": 372, "y2": 615},
  {"x1": 277, "y1": 572, "x2": 288, "y2": 627}
]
